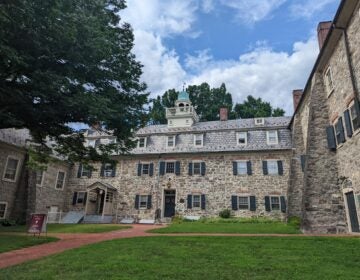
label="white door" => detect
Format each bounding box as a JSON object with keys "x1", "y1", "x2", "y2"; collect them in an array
[{"x1": 48, "y1": 206, "x2": 59, "y2": 223}]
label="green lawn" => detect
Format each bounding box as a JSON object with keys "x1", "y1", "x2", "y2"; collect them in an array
[
  {"x1": 2, "y1": 236, "x2": 360, "y2": 279},
  {"x1": 0, "y1": 235, "x2": 58, "y2": 254},
  {"x1": 0, "y1": 224, "x2": 130, "y2": 234}
]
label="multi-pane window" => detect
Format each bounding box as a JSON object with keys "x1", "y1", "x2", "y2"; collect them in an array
[
  {"x1": 237, "y1": 161, "x2": 247, "y2": 175},
  {"x1": 334, "y1": 119, "x2": 343, "y2": 145},
  {"x1": 325, "y1": 67, "x2": 334, "y2": 95},
  {"x1": 138, "y1": 137, "x2": 146, "y2": 148},
  {"x1": 270, "y1": 196, "x2": 280, "y2": 210},
  {"x1": 238, "y1": 196, "x2": 249, "y2": 209},
  {"x1": 104, "y1": 163, "x2": 114, "y2": 177},
  {"x1": 139, "y1": 195, "x2": 148, "y2": 209},
  {"x1": 192, "y1": 195, "x2": 201, "y2": 208},
  {"x1": 267, "y1": 161, "x2": 278, "y2": 175},
  {"x1": 166, "y1": 162, "x2": 175, "y2": 173},
  {"x1": 267, "y1": 131, "x2": 278, "y2": 145},
  {"x1": 193, "y1": 162, "x2": 201, "y2": 175},
  {"x1": 349, "y1": 102, "x2": 359, "y2": 131},
  {"x1": 106, "y1": 192, "x2": 113, "y2": 203},
  {"x1": 255, "y1": 118, "x2": 265, "y2": 125},
  {"x1": 76, "y1": 192, "x2": 86, "y2": 204},
  {"x1": 142, "y1": 164, "x2": 149, "y2": 175},
  {"x1": 87, "y1": 140, "x2": 96, "y2": 147},
  {"x1": 36, "y1": 170, "x2": 44, "y2": 186},
  {"x1": 81, "y1": 165, "x2": 91, "y2": 177},
  {"x1": 194, "y1": 134, "x2": 203, "y2": 147},
  {"x1": 55, "y1": 171, "x2": 65, "y2": 189},
  {"x1": 0, "y1": 203, "x2": 7, "y2": 219},
  {"x1": 3, "y1": 157, "x2": 20, "y2": 181},
  {"x1": 237, "y1": 132, "x2": 247, "y2": 145},
  {"x1": 167, "y1": 136, "x2": 175, "y2": 147}
]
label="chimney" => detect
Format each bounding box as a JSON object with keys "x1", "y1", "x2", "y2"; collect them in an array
[
  {"x1": 219, "y1": 107, "x2": 228, "y2": 121},
  {"x1": 91, "y1": 121, "x2": 101, "y2": 130},
  {"x1": 317, "y1": 21, "x2": 332, "y2": 50},
  {"x1": 292, "y1": 89, "x2": 303, "y2": 112}
]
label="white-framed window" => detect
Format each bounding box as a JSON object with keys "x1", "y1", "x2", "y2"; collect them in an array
[
  {"x1": 270, "y1": 196, "x2": 280, "y2": 210},
  {"x1": 325, "y1": 66, "x2": 334, "y2": 95},
  {"x1": 255, "y1": 118, "x2": 265, "y2": 126},
  {"x1": 192, "y1": 195, "x2": 201, "y2": 208},
  {"x1": 3, "y1": 156, "x2": 20, "y2": 182},
  {"x1": 0, "y1": 202, "x2": 7, "y2": 219},
  {"x1": 238, "y1": 196, "x2": 250, "y2": 210},
  {"x1": 103, "y1": 163, "x2": 114, "y2": 177},
  {"x1": 236, "y1": 132, "x2": 247, "y2": 146},
  {"x1": 167, "y1": 135, "x2": 176, "y2": 147},
  {"x1": 81, "y1": 165, "x2": 91, "y2": 177},
  {"x1": 194, "y1": 134, "x2": 204, "y2": 147},
  {"x1": 266, "y1": 130, "x2": 278, "y2": 145},
  {"x1": 349, "y1": 101, "x2": 360, "y2": 132},
  {"x1": 139, "y1": 195, "x2": 148, "y2": 209},
  {"x1": 87, "y1": 139, "x2": 96, "y2": 147},
  {"x1": 334, "y1": 118, "x2": 343, "y2": 145},
  {"x1": 55, "y1": 171, "x2": 66, "y2": 190},
  {"x1": 142, "y1": 163, "x2": 150, "y2": 175},
  {"x1": 36, "y1": 170, "x2": 44, "y2": 187},
  {"x1": 267, "y1": 160, "x2": 278, "y2": 175},
  {"x1": 165, "y1": 162, "x2": 175, "y2": 173},
  {"x1": 237, "y1": 161, "x2": 248, "y2": 175},
  {"x1": 138, "y1": 137, "x2": 147, "y2": 148},
  {"x1": 76, "y1": 192, "x2": 86, "y2": 204},
  {"x1": 193, "y1": 162, "x2": 201, "y2": 175},
  {"x1": 106, "y1": 192, "x2": 113, "y2": 203}
]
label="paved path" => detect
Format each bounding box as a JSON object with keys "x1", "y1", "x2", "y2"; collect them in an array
[{"x1": 0, "y1": 225, "x2": 358, "y2": 269}]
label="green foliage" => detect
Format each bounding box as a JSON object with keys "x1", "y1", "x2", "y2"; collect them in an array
[
  {"x1": 218, "y1": 209, "x2": 231, "y2": 218},
  {"x1": 0, "y1": 235, "x2": 57, "y2": 253},
  {"x1": 288, "y1": 216, "x2": 302, "y2": 228},
  {"x1": 234, "y1": 95, "x2": 285, "y2": 118}
]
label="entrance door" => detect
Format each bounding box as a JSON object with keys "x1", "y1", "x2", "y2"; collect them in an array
[
  {"x1": 97, "y1": 192, "x2": 105, "y2": 215},
  {"x1": 164, "y1": 190, "x2": 176, "y2": 218},
  {"x1": 346, "y1": 191, "x2": 360, "y2": 232}
]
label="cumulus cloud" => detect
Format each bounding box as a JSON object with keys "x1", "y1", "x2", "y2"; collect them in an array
[{"x1": 290, "y1": 0, "x2": 339, "y2": 19}]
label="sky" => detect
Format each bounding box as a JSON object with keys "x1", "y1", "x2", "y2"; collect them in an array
[{"x1": 120, "y1": 0, "x2": 341, "y2": 115}]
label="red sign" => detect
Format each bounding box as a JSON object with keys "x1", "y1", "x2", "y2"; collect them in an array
[{"x1": 28, "y1": 214, "x2": 47, "y2": 234}]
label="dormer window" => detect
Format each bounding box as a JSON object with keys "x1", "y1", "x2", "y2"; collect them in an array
[
  {"x1": 267, "y1": 130, "x2": 278, "y2": 145},
  {"x1": 167, "y1": 135, "x2": 176, "y2": 147},
  {"x1": 138, "y1": 137, "x2": 146, "y2": 148},
  {"x1": 255, "y1": 118, "x2": 265, "y2": 126},
  {"x1": 194, "y1": 134, "x2": 204, "y2": 147},
  {"x1": 236, "y1": 132, "x2": 247, "y2": 146}
]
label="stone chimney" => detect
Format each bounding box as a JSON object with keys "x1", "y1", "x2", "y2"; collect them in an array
[
  {"x1": 293, "y1": 89, "x2": 303, "y2": 112},
  {"x1": 219, "y1": 107, "x2": 228, "y2": 121},
  {"x1": 91, "y1": 122, "x2": 101, "y2": 130},
  {"x1": 317, "y1": 21, "x2": 332, "y2": 50}
]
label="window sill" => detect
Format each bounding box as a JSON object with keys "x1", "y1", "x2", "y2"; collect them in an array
[
  {"x1": 327, "y1": 88, "x2": 335, "y2": 98},
  {"x1": 2, "y1": 178, "x2": 17, "y2": 183},
  {"x1": 353, "y1": 129, "x2": 360, "y2": 137}
]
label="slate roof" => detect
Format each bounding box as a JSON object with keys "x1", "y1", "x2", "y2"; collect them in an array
[{"x1": 0, "y1": 128, "x2": 31, "y2": 148}]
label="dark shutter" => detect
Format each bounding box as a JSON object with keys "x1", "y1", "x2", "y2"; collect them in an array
[
  {"x1": 83, "y1": 192, "x2": 87, "y2": 205},
  {"x1": 88, "y1": 168, "x2": 92, "y2": 178},
  {"x1": 344, "y1": 109, "x2": 353, "y2": 138},
  {"x1": 175, "y1": 161, "x2": 181, "y2": 175},
  {"x1": 247, "y1": 161, "x2": 252, "y2": 175},
  {"x1": 265, "y1": 196, "x2": 271, "y2": 212},
  {"x1": 232, "y1": 161, "x2": 238, "y2": 175},
  {"x1": 188, "y1": 163, "x2": 193, "y2": 175},
  {"x1": 231, "y1": 196, "x2": 238, "y2": 210},
  {"x1": 72, "y1": 192, "x2": 77, "y2": 205},
  {"x1": 277, "y1": 161, "x2": 283, "y2": 175},
  {"x1": 77, "y1": 164, "x2": 82, "y2": 178},
  {"x1": 111, "y1": 163, "x2": 116, "y2": 177},
  {"x1": 201, "y1": 162, "x2": 206, "y2": 176},
  {"x1": 187, "y1": 195, "x2": 192, "y2": 209},
  {"x1": 149, "y1": 163, "x2": 154, "y2": 177},
  {"x1": 159, "y1": 161, "x2": 165, "y2": 175},
  {"x1": 201, "y1": 194, "x2": 206, "y2": 210},
  {"x1": 100, "y1": 164, "x2": 105, "y2": 177},
  {"x1": 135, "y1": 195, "x2": 139, "y2": 209},
  {"x1": 147, "y1": 195, "x2": 152, "y2": 209},
  {"x1": 280, "y1": 196, "x2": 286, "y2": 213},
  {"x1": 262, "y1": 161, "x2": 268, "y2": 175},
  {"x1": 326, "y1": 126, "x2": 336, "y2": 150},
  {"x1": 354, "y1": 99, "x2": 360, "y2": 130},
  {"x1": 338, "y1": 116, "x2": 346, "y2": 144},
  {"x1": 137, "y1": 163, "x2": 142, "y2": 176},
  {"x1": 249, "y1": 196, "x2": 256, "y2": 211},
  {"x1": 300, "y1": 155, "x2": 306, "y2": 172}
]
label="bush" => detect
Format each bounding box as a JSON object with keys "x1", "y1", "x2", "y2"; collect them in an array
[
  {"x1": 219, "y1": 209, "x2": 231, "y2": 219},
  {"x1": 288, "y1": 216, "x2": 301, "y2": 228}
]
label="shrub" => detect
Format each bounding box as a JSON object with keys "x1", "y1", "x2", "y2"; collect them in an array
[
  {"x1": 288, "y1": 216, "x2": 301, "y2": 228},
  {"x1": 219, "y1": 209, "x2": 231, "y2": 219},
  {"x1": 171, "y1": 214, "x2": 184, "y2": 224}
]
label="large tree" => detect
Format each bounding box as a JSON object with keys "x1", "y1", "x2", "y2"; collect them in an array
[
  {"x1": 0, "y1": 0, "x2": 148, "y2": 163},
  {"x1": 234, "y1": 96, "x2": 285, "y2": 119}
]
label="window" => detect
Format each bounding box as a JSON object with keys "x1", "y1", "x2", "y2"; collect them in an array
[
  {"x1": 267, "y1": 161, "x2": 278, "y2": 175},
  {"x1": 106, "y1": 192, "x2": 113, "y2": 203},
  {"x1": 236, "y1": 132, "x2": 247, "y2": 146},
  {"x1": 81, "y1": 165, "x2": 91, "y2": 177},
  {"x1": 270, "y1": 196, "x2": 280, "y2": 210},
  {"x1": 87, "y1": 140, "x2": 96, "y2": 147},
  {"x1": 166, "y1": 162, "x2": 175, "y2": 173},
  {"x1": 167, "y1": 135, "x2": 175, "y2": 147},
  {"x1": 325, "y1": 67, "x2": 334, "y2": 95},
  {"x1": 255, "y1": 118, "x2": 264, "y2": 125},
  {"x1": 138, "y1": 137, "x2": 146, "y2": 148},
  {"x1": 104, "y1": 163, "x2": 114, "y2": 177},
  {"x1": 0, "y1": 202, "x2": 7, "y2": 219},
  {"x1": 193, "y1": 162, "x2": 201, "y2": 175},
  {"x1": 237, "y1": 161, "x2": 247, "y2": 175},
  {"x1": 238, "y1": 196, "x2": 249, "y2": 209},
  {"x1": 139, "y1": 195, "x2": 148, "y2": 209},
  {"x1": 192, "y1": 195, "x2": 201, "y2": 208},
  {"x1": 349, "y1": 102, "x2": 360, "y2": 131},
  {"x1": 266, "y1": 130, "x2": 278, "y2": 145},
  {"x1": 76, "y1": 192, "x2": 86, "y2": 204},
  {"x1": 3, "y1": 157, "x2": 20, "y2": 182},
  {"x1": 94, "y1": 139, "x2": 101, "y2": 148},
  {"x1": 142, "y1": 163, "x2": 149, "y2": 175},
  {"x1": 194, "y1": 134, "x2": 203, "y2": 147},
  {"x1": 36, "y1": 170, "x2": 44, "y2": 186},
  {"x1": 55, "y1": 171, "x2": 65, "y2": 189}
]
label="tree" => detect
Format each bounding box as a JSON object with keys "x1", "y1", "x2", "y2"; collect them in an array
[
  {"x1": 0, "y1": 0, "x2": 148, "y2": 164},
  {"x1": 234, "y1": 96, "x2": 285, "y2": 119}
]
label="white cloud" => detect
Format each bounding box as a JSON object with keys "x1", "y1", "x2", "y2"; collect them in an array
[
  {"x1": 201, "y1": 0, "x2": 215, "y2": 13},
  {"x1": 185, "y1": 49, "x2": 213, "y2": 72},
  {"x1": 290, "y1": 0, "x2": 338, "y2": 19}
]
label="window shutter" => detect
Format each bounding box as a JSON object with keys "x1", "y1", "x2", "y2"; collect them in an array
[
  {"x1": 265, "y1": 196, "x2": 271, "y2": 211},
  {"x1": 83, "y1": 192, "x2": 87, "y2": 205},
  {"x1": 249, "y1": 196, "x2": 256, "y2": 211},
  {"x1": 88, "y1": 168, "x2": 92, "y2": 178},
  {"x1": 280, "y1": 196, "x2": 286, "y2": 213},
  {"x1": 201, "y1": 162, "x2": 206, "y2": 176},
  {"x1": 137, "y1": 163, "x2": 142, "y2": 176},
  {"x1": 232, "y1": 161, "x2": 237, "y2": 175},
  {"x1": 100, "y1": 164, "x2": 105, "y2": 177},
  {"x1": 135, "y1": 195, "x2": 139, "y2": 209},
  {"x1": 72, "y1": 192, "x2": 78, "y2": 205},
  {"x1": 147, "y1": 195, "x2": 152, "y2": 209},
  {"x1": 326, "y1": 126, "x2": 336, "y2": 150},
  {"x1": 354, "y1": 99, "x2": 360, "y2": 130},
  {"x1": 201, "y1": 194, "x2": 206, "y2": 210},
  {"x1": 187, "y1": 195, "x2": 192, "y2": 209},
  {"x1": 262, "y1": 161, "x2": 268, "y2": 175},
  {"x1": 159, "y1": 161, "x2": 165, "y2": 175},
  {"x1": 277, "y1": 161, "x2": 283, "y2": 175},
  {"x1": 111, "y1": 163, "x2": 116, "y2": 177},
  {"x1": 338, "y1": 116, "x2": 346, "y2": 144},
  {"x1": 247, "y1": 161, "x2": 252, "y2": 175},
  {"x1": 188, "y1": 163, "x2": 193, "y2": 176},
  {"x1": 175, "y1": 161, "x2": 181, "y2": 175},
  {"x1": 300, "y1": 155, "x2": 306, "y2": 172},
  {"x1": 231, "y1": 195, "x2": 238, "y2": 210},
  {"x1": 344, "y1": 109, "x2": 353, "y2": 138},
  {"x1": 149, "y1": 163, "x2": 154, "y2": 177},
  {"x1": 77, "y1": 164, "x2": 82, "y2": 178}
]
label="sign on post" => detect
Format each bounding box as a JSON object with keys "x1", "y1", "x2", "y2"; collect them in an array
[{"x1": 28, "y1": 214, "x2": 47, "y2": 236}]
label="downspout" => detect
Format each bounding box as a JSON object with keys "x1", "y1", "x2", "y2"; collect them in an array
[{"x1": 155, "y1": 154, "x2": 162, "y2": 222}]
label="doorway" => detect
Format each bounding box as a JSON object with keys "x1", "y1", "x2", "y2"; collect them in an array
[
  {"x1": 345, "y1": 191, "x2": 360, "y2": 232},
  {"x1": 164, "y1": 190, "x2": 176, "y2": 218}
]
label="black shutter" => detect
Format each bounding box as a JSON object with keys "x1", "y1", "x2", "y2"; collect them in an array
[
  {"x1": 232, "y1": 161, "x2": 237, "y2": 175},
  {"x1": 201, "y1": 162, "x2": 206, "y2": 176},
  {"x1": 175, "y1": 161, "x2": 181, "y2": 175},
  {"x1": 354, "y1": 99, "x2": 360, "y2": 130},
  {"x1": 344, "y1": 109, "x2": 353, "y2": 138},
  {"x1": 300, "y1": 155, "x2": 306, "y2": 172},
  {"x1": 280, "y1": 196, "x2": 286, "y2": 213},
  {"x1": 149, "y1": 163, "x2": 154, "y2": 177},
  {"x1": 111, "y1": 163, "x2": 116, "y2": 177},
  {"x1": 135, "y1": 195, "x2": 139, "y2": 209},
  {"x1": 338, "y1": 116, "x2": 346, "y2": 144},
  {"x1": 277, "y1": 161, "x2": 283, "y2": 175},
  {"x1": 188, "y1": 163, "x2": 193, "y2": 175},
  {"x1": 137, "y1": 163, "x2": 142, "y2": 176},
  {"x1": 159, "y1": 161, "x2": 165, "y2": 175},
  {"x1": 72, "y1": 192, "x2": 78, "y2": 205},
  {"x1": 249, "y1": 196, "x2": 256, "y2": 211},
  {"x1": 88, "y1": 167, "x2": 92, "y2": 178},
  {"x1": 147, "y1": 195, "x2": 152, "y2": 209},
  {"x1": 201, "y1": 194, "x2": 206, "y2": 210},
  {"x1": 83, "y1": 192, "x2": 87, "y2": 205},
  {"x1": 265, "y1": 196, "x2": 271, "y2": 212},
  {"x1": 326, "y1": 126, "x2": 336, "y2": 150},
  {"x1": 100, "y1": 164, "x2": 105, "y2": 177},
  {"x1": 262, "y1": 161, "x2": 268, "y2": 175},
  {"x1": 247, "y1": 161, "x2": 252, "y2": 175},
  {"x1": 77, "y1": 164, "x2": 82, "y2": 178},
  {"x1": 231, "y1": 196, "x2": 238, "y2": 210},
  {"x1": 187, "y1": 195, "x2": 192, "y2": 209}
]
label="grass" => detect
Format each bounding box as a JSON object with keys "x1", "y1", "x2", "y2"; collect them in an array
[
  {"x1": 1, "y1": 236, "x2": 360, "y2": 279},
  {"x1": 0, "y1": 224, "x2": 131, "y2": 234},
  {"x1": 0, "y1": 235, "x2": 58, "y2": 254}
]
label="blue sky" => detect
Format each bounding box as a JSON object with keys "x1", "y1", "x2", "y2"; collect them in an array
[{"x1": 121, "y1": 0, "x2": 340, "y2": 114}]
